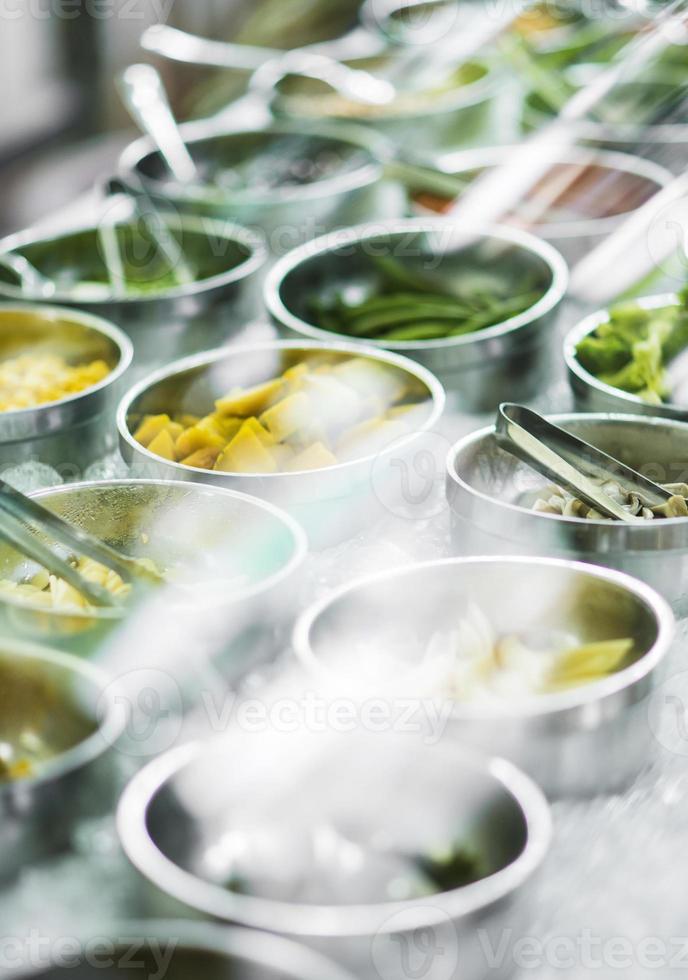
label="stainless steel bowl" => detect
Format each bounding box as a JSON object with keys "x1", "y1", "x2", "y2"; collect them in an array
[
  {"x1": 117, "y1": 120, "x2": 404, "y2": 253},
  {"x1": 8, "y1": 921, "x2": 357, "y2": 980},
  {"x1": 0, "y1": 640, "x2": 123, "y2": 879},
  {"x1": 447, "y1": 412, "x2": 688, "y2": 610},
  {"x1": 565, "y1": 294, "x2": 687, "y2": 419},
  {"x1": 118, "y1": 738, "x2": 551, "y2": 979},
  {"x1": 0, "y1": 479, "x2": 306, "y2": 663},
  {"x1": 265, "y1": 219, "x2": 568, "y2": 408},
  {"x1": 117, "y1": 340, "x2": 445, "y2": 547},
  {"x1": 0, "y1": 215, "x2": 266, "y2": 373},
  {"x1": 294, "y1": 556, "x2": 674, "y2": 796},
  {"x1": 411, "y1": 146, "x2": 671, "y2": 265},
  {"x1": 272, "y1": 57, "x2": 498, "y2": 151},
  {"x1": 0, "y1": 303, "x2": 132, "y2": 478}
]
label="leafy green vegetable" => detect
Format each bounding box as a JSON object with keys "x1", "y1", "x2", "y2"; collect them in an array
[{"x1": 575, "y1": 293, "x2": 688, "y2": 404}]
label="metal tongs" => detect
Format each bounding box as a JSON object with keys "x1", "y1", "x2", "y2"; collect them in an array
[
  {"x1": 0, "y1": 478, "x2": 163, "y2": 607},
  {"x1": 495, "y1": 403, "x2": 679, "y2": 523}
]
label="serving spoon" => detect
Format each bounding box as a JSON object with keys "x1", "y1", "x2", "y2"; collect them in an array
[
  {"x1": 495, "y1": 403, "x2": 683, "y2": 522},
  {"x1": 0, "y1": 252, "x2": 57, "y2": 300}
]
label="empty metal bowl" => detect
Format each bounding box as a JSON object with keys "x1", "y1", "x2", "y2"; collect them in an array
[
  {"x1": 271, "y1": 56, "x2": 498, "y2": 150},
  {"x1": 565, "y1": 294, "x2": 687, "y2": 419},
  {"x1": 447, "y1": 413, "x2": 688, "y2": 610},
  {"x1": 117, "y1": 340, "x2": 444, "y2": 547},
  {"x1": 0, "y1": 479, "x2": 306, "y2": 665},
  {"x1": 410, "y1": 146, "x2": 671, "y2": 264},
  {"x1": 0, "y1": 640, "x2": 123, "y2": 879},
  {"x1": 117, "y1": 119, "x2": 403, "y2": 253},
  {"x1": 9, "y1": 921, "x2": 356, "y2": 980},
  {"x1": 294, "y1": 556, "x2": 674, "y2": 796},
  {"x1": 0, "y1": 303, "x2": 132, "y2": 477},
  {"x1": 118, "y1": 737, "x2": 551, "y2": 978},
  {"x1": 265, "y1": 218, "x2": 568, "y2": 408},
  {"x1": 0, "y1": 214, "x2": 266, "y2": 372}
]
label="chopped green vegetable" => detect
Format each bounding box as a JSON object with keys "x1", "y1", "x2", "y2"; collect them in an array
[{"x1": 575, "y1": 292, "x2": 688, "y2": 404}]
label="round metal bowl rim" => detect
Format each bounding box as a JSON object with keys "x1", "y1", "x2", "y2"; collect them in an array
[
  {"x1": 425, "y1": 146, "x2": 672, "y2": 239},
  {"x1": 264, "y1": 218, "x2": 569, "y2": 352},
  {"x1": 276, "y1": 57, "x2": 499, "y2": 123},
  {"x1": 116, "y1": 338, "x2": 445, "y2": 480},
  {"x1": 0, "y1": 216, "x2": 267, "y2": 306},
  {"x1": 0, "y1": 640, "x2": 123, "y2": 794},
  {"x1": 447, "y1": 408, "x2": 688, "y2": 537},
  {"x1": 17, "y1": 920, "x2": 356, "y2": 980},
  {"x1": 0, "y1": 478, "x2": 308, "y2": 623},
  {"x1": 564, "y1": 293, "x2": 686, "y2": 416},
  {"x1": 293, "y1": 555, "x2": 674, "y2": 721},
  {"x1": 117, "y1": 120, "x2": 387, "y2": 208},
  {"x1": 117, "y1": 738, "x2": 552, "y2": 938},
  {"x1": 0, "y1": 301, "x2": 133, "y2": 419}
]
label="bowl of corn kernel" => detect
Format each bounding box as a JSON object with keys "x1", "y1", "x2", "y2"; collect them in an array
[
  {"x1": 0, "y1": 304, "x2": 132, "y2": 476},
  {"x1": 117, "y1": 341, "x2": 444, "y2": 544}
]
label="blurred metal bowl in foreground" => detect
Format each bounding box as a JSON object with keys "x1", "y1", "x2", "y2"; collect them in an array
[
  {"x1": 0, "y1": 479, "x2": 306, "y2": 673},
  {"x1": 0, "y1": 303, "x2": 132, "y2": 478},
  {"x1": 0, "y1": 640, "x2": 123, "y2": 880},
  {"x1": 265, "y1": 218, "x2": 568, "y2": 409},
  {"x1": 118, "y1": 737, "x2": 550, "y2": 979},
  {"x1": 294, "y1": 557, "x2": 674, "y2": 796}
]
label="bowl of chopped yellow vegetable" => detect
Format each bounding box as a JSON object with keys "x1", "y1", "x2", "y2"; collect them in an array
[
  {"x1": 0, "y1": 479, "x2": 307, "y2": 658},
  {"x1": 294, "y1": 556, "x2": 674, "y2": 797},
  {"x1": 117, "y1": 340, "x2": 444, "y2": 546},
  {"x1": 0, "y1": 303, "x2": 132, "y2": 477},
  {"x1": 0, "y1": 213, "x2": 265, "y2": 373},
  {"x1": 0, "y1": 639, "x2": 123, "y2": 878}
]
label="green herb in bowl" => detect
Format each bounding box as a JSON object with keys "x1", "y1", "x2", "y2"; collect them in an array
[
  {"x1": 575, "y1": 289, "x2": 688, "y2": 405},
  {"x1": 308, "y1": 256, "x2": 543, "y2": 343}
]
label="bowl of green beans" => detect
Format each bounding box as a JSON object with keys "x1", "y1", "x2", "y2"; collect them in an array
[{"x1": 265, "y1": 219, "x2": 568, "y2": 410}]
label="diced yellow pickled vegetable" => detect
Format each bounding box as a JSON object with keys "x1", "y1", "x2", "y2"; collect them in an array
[
  {"x1": 271, "y1": 443, "x2": 296, "y2": 468},
  {"x1": 242, "y1": 416, "x2": 275, "y2": 446},
  {"x1": 175, "y1": 416, "x2": 241, "y2": 458},
  {"x1": 147, "y1": 428, "x2": 176, "y2": 461},
  {"x1": 174, "y1": 413, "x2": 201, "y2": 428},
  {"x1": 260, "y1": 392, "x2": 311, "y2": 441},
  {"x1": 301, "y1": 375, "x2": 361, "y2": 432},
  {"x1": 548, "y1": 639, "x2": 633, "y2": 689},
  {"x1": 181, "y1": 447, "x2": 222, "y2": 470},
  {"x1": 215, "y1": 379, "x2": 283, "y2": 417},
  {"x1": 282, "y1": 363, "x2": 309, "y2": 388},
  {"x1": 337, "y1": 418, "x2": 407, "y2": 458},
  {"x1": 214, "y1": 425, "x2": 278, "y2": 474},
  {"x1": 134, "y1": 414, "x2": 173, "y2": 447},
  {"x1": 287, "y1": 441, "x2": 338, "y2": 471},
  {"x1": 332, "y1": 358, "x2": 407, "y2": 403}
]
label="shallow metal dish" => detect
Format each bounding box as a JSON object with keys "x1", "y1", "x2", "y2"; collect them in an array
[
  {"x1": 565, "y1": 293, "x2": 686, "y2": 419},
  {"x1": 265, "y1": 218, "x2": 568, "y2": 408},
  {"x1": 295, "y1": 556, "x2": 674, "y2": 796},
  {"x1": 272, "y1": 56, "x2": 498, "y2": 150},
  {"x1": 117, "y1": 340, "x2": 444, "y2": 547},
  {"x1": 0, "y1": 304, "x2": 132, "y2": 477},
  {"x1": 447, "y1": 412, "x2": 688, "y2": 610},
  {"x1": 0, "y1": 215, "x2": 266, "y2": 372},
  {"x1": 117, "y1": 120, "x2": 403, "y2": 253},
  {"x1": 0, "y1": 640, "x2": 123, "y2": 879},
  {"x1": 8, "y1": 921, "x2": 356, "y2": 980},
  {"x1": 118, "y1": 738, "x2": 550, "y2": 978},
  {"x1": 0, "y1": 479, "x2": 306, "y2": 664},
  {"x1": 411, "y1": 146, "x2": 671, "y2": 264}
]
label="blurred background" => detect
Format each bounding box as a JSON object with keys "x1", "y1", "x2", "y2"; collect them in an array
[{"x1": 0, "y1": 0, "x2": 362, "y2": 234}]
